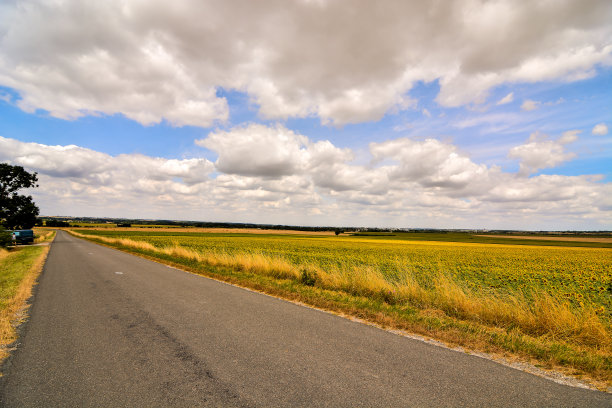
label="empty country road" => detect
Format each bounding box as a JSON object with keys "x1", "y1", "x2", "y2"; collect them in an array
[{"x1": 1, "y1": 231, "x2": 610, "y2": 407}]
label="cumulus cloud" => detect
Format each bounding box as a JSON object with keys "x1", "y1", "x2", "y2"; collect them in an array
[
  {"x1": 198, "y1": 124, "x2": 499, "y2": 195},
  {"x1": 369, "y1": 137, "x2": 492, "y2": 193},
  {"x1": 592, "y1": 123, "x2": 608, "y2": 135},
  {"x1": 1, "y1": 127, "x2": 610, "y2": 228},
  {"x1": 0, "y1": 136, "x2": 214, "y2": 193},
  {"x1": 196, "y1": 124, "x2": 310, "y2": 177},
  {"x1": 508, "y1": 131, "x2": 578, "y2": 175},
  {"x1": 487, "y1": 174, "x2": 596, "y2": 203},
  {"x1": 0, "y1": 0, "x2": 610, "y2": 126},
  {"x1": 196, "y1": 123, "x2": 354, "y2": 179}
]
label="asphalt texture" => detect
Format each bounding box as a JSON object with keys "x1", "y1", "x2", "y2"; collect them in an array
[{"x1": 1, "y1": 230, "x2": 610, "y2": 407}]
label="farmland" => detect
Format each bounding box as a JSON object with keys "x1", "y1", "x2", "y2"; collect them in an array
[{"x1": 68, "y1": 228, "x2": 612, "y2": 387}]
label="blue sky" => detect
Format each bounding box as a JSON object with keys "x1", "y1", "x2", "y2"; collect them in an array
[{"x1": 0, "y1": 0, "x2": 611, "y2": 229}]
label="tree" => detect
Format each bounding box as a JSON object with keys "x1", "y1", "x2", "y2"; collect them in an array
[
  {"x1": 0, "y1": 163, "x2": 40, "y2": 230},
  {"x1": 0, "y1": 229, "x2": 11, "y2": 247},
  {"x1": 45, "y1": 219, "x2": 70, "y2": 227}
]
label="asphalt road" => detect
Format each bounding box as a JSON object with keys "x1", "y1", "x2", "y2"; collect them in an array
[{"x1": 1, "y1": 230, "x2": 610, "y2": 407}]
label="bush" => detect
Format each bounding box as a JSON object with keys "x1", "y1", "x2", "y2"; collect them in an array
[
  {"x1": 0, "y1": 228, "x2": 12, "y2": 248},
  {"x1": 300, "y1": 268, "x2": 317, "y2": 286},
  {"x1": 45, "y1": 220, "x2": 70, "y2": 227}
]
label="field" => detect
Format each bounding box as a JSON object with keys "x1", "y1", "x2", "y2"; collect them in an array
[
  {"x1": 68, "y1": 228, "x2": 612, "y2": 387},
  {"x1": 476, "y1": 235, "x2": 612, "y2": 244}
]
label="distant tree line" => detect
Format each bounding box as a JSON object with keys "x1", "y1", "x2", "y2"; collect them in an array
[
  {"x1": 39, "y1": 217, "x2": 347, "y2": 232},
  {"x1": 35, "y1": 216, "x2": 612, "y2": 236},
  {"x1": 45, "y1": 219, "x2": 71, "y2": 227}
]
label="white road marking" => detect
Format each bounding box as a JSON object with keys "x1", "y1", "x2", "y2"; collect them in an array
[{"x1": 114, "y1": 271, "x2": 123, "y2": 275}]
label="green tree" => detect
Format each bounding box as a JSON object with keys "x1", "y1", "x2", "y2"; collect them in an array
[
  {"x1": 0, "y1": 163, "x2": 40, "y2": 230},
  {"x1": 0, "y1": 229, "x2": 11, "y2": 247}
]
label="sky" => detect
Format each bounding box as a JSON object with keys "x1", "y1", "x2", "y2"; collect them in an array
[{"x1": 0, "y1": 0, "x2": 611, "y2": 230}]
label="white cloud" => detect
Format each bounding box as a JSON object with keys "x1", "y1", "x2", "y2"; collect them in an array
[
  {"x1": 0, "y1": 136, "x2": 214, "y2": 192},
  {"x1": 496, "y1": 92, "x2": 513, "y2": 105},
  {"x1": 1, "y1": 129, "x2": 610, "y2": 229},
  {"x1": 592, "y1": 123, "x2": 609, "y2": 135},
  {"x1": 520, "y1": 100, "x2": 540, "y2": 111},
  {"x1": 369, "y1": 138, "x2": 499, "y2": 200},
  {"x1": 508, "y1": 131, "x2": 577, "y2": 175},
  {"x1": 558, "y1": 129, "x2": 580, "y2": 144},
  {"x1": 196, "y1": 124, "x2": 310, "y2": 177},
  {"x1": 197, "y1": 123, "x2": 357, "y2": 183},
  {"x1": 371, "y1": 138, "x2": 483, "y2": 187},
  {"x1": 0, "y1": 0, "x2": 610, "y2": 126},
  {"x1": 486, "y1": 174, "x2": 603, "y2": 205}
]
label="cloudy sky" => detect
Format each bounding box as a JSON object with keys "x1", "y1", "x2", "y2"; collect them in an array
[{"x1": 1, "y1": 0, "x2": 611, "y2": 230}]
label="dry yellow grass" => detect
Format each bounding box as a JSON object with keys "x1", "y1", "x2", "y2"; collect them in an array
[
  {"x1": 69, "y1": 231, "x2": 300, "y2": 280},
  {"x1": 0, "y1": 246, "x2": 50, "y2": 364},
  {"x1": 33, "y1": 229, "x2": 55, "y2": 243}
]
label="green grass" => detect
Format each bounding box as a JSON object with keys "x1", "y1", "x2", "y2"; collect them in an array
[
  {"x1": 0, "y1": 248, "x2": 43, "y2": 308},
  {"x1": 0, "y1": 244, "x2": 50, "y2": 364},
  {"x1": 349, "y1": 231, "x2": 612, "y2": 248}
]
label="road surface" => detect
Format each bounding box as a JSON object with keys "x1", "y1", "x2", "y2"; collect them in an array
[{"x1": 1, "y1": 230, "x2": 610, "y2": 407}]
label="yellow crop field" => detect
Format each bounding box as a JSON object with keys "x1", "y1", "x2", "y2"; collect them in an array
[{"x1": 69, "y1": 228, "x2": 612, "y2": 387}]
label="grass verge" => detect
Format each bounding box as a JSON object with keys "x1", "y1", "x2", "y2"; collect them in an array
[
  {"x1": 0, "y1": 232, "x2": 54, "y2": 368},
  {"x1": 67, "y1": 229, "x2": 611, "y2": 390},
  {"x1": 33, "y1": 229, "x2": 55, "y2": 244}
]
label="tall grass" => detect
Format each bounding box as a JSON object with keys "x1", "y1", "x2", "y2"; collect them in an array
[
  {"x1": 69, "y1": 230, "x2": 610, "y2": 350},
  {"x1": 33, "y1": 229, "x2": 55, "y2": 243}
]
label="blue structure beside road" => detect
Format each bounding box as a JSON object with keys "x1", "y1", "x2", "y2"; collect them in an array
[{"x1": 11, "y1": 229, "x2": 34, "y2": 244}]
